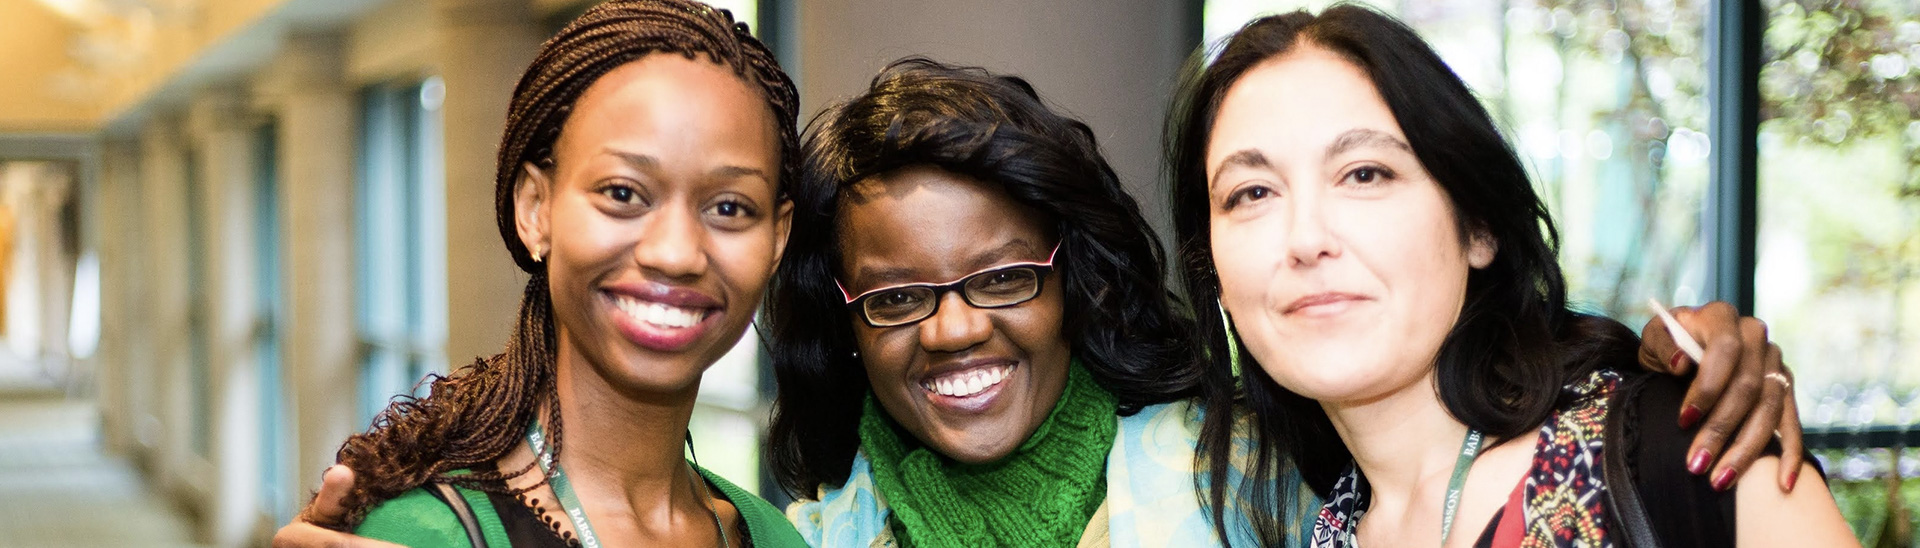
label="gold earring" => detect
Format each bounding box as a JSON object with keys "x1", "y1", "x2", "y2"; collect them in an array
[{"x1": 532, "y1": 245, "x2": 545, "y2": 263}]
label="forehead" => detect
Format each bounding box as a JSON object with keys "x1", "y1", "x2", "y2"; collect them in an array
[
  {"x1": 551, "y1": 54, "x2": 778, "y2": 166},
  {"x1": 837, "y1": 166, "x2": 1051, "y2": 282},
  {"x1": 1206, "y1": 45, "x2": 1405, "y2": 168}
]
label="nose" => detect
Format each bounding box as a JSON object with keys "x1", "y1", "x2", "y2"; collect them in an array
[
  {"x1": 632, "y1": 204, "x2": 710, "y2": 279},
  {"x1": 917, "y1": 290, "x2": 992, "y2": 353},
  {"x1": 1286, "y1": 194, "x2": 1341, "y2": 267}
]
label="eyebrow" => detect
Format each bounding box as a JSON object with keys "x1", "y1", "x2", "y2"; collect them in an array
[
  {"x1": 605, "y1": 149, "x2": 772, "y2": 184},
  {"x1": 853, "y1": 238, "x2": 1040, "y2": 289},
  {"x1": 1209, "y1": 149, "x2": 1272, "y2": 188},
  {"x1": 1325, "y1": 128, "x2": 1412, "y2": 160}
]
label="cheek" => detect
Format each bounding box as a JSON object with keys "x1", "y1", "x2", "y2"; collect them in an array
[
  {"x1": 711, "y1": 229, "x2": 780, "y2": 297},
  {"x1": 550, "y1": 201, "x2": 632, "y2": 265},
  {"x1": 1348, "y1": 197, "x2": 1471, "y2": 300},
  {"x1": 853, "y1": 324, "x2": 913, "y2": 385},
  {"x1": 1209, "y1": 217, "x2": 1282, "y2": 314}
]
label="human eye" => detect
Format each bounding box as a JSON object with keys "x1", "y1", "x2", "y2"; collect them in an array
[
  {"x1": 596, "y1": 181, "x2": 650, "y2": 208},
  {"x1": 967, "y1": 267, "x2": 1039, "y2": 299},
  {"x1": 1221, "y1": 184, "x2": 1275, "y2": 211},
  {"x1": 703, "y1": 197, "x2": 762, "y2": 230},
  {"x1": 867, "y1": 289, "x2": 927, "y2": 315},
  {"x1": 1341, "y1": 165, "x2": 1397, "y2": 186}
]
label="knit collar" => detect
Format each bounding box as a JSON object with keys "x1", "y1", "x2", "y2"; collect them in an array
[{"x1": 859, "y1": 360, "x2": 1118, "y2": 547}]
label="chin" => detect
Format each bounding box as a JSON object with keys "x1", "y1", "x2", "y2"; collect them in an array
[
  {"x1": 930, "y1": 431, "x2": 1022, "y2": 464},
  {"x1": 603, "y1": 348, "x2": 711, "y2": 393}
]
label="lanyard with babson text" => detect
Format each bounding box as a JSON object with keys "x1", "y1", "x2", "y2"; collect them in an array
[
  {"x1": 1439, "y1": 428, "x2": 1485, "y2": 544},
  {"x1": 528, "y1": 419, "x2": 603, "y2": 548}
]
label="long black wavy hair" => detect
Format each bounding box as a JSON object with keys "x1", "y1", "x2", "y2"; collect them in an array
[
  {"x1": 764, "y1": 57, "x2": 1216, "y2": 498},
  {"x1": 1166, "y1": 6, "x2": 1640, "y2": 544}
]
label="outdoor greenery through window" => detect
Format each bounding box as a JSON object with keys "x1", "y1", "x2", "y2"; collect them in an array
[
  {"x1": 1205, "y1": 1, "x2": 1917, "y2": 543},
  {"x1": 1754, "y1": 1, "x2": 1920, "y2": 543}
]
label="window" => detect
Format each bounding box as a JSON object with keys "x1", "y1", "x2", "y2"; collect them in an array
[
  {"x1": 255, "y1": 119, "x2": 294, "y2": 522},
  {"x1": 1754, "y1": 0, "x2": 1919, "y2": 541},
  {"x1": 355, "y1": 77, "x2": 449, "y2": 424}
]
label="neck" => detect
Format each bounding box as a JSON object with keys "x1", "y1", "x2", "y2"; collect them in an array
[
  {"x1": 1322, "y1": 370, "x2": 1470, "y2": 508},
  {"x1": 550, "y1": 343, "x2": 702, "y2": 512}
]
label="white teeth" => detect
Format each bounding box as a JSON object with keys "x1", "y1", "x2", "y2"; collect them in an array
[
  {"x1": 613, "y1": 296, "x2": 705, "y2": 328},
  {"x1": 922, "y1": 365, "x2": 1013, "y2": 398}
]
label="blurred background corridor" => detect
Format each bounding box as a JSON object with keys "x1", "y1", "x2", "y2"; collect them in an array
[{"x1": 0, "y1": 0, "x2": 1913, "y2": 545}]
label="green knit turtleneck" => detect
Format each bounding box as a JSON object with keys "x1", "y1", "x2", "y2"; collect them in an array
[{"x1": 859, "y1": 361, "x2": 1118, "y2": 548}]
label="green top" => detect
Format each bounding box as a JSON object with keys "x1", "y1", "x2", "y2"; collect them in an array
[{"x1": 356, "y1": 463, "x2": 807, "y2": 547}]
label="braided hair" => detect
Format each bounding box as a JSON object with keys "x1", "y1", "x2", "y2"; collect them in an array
[{"x1": 330, "y1": 0, "x2": 799, "y2": 526}]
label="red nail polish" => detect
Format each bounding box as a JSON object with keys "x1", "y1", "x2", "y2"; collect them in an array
[
  {"x1": 1668, "y1": 349, "x2": 1687, "y2": 371},
  {"x1": 1688, "y1": 449, "x2": 1712, "y2": 475},
  {"x1": 1713, "y1": 468, "x2": 1737, "y2": 491},
  {"x1": 1679, "y1": 405, "x2": 1704, "y2": 430},
  {"x1": 1787, "y1": 468, "x2": 1800, "y2": 491}
]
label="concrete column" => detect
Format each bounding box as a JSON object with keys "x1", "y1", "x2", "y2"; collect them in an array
[
  {"x1": 431, "y1": 0, "x2": 543, "y2": 364},
  {"x1": 187, "y1": 88, "x2": 264, "y2": 548},
  {"x1": 95, "y1": 139, "x2": 141, "y2": 454},
  {"x1": 796, "y1": 0, "x2": 1193, "y2": 241},
  {"x1": 30, "y1": 166, "x2": 75, "y2": 381},
  {"x1": 137, "y1": 114, "x2": 195, "y2": 486},
  {"x1": 261, "y1": 31, "x2": 360, "y2": 495}
]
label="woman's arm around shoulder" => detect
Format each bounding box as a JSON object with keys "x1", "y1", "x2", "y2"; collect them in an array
[
  {"x1": 1733, "y1": 457, "x2": 1856, "y2": 547},
  {"x1": 353, "y1": 487, "x2": 480, "y2": 548}
]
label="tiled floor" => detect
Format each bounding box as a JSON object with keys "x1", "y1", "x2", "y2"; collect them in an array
[{"x1": 0, "y1": 372, "x2": 205, "y2": 548}]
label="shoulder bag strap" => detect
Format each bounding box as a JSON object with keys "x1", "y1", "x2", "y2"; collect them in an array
[
  {"x1": 429, "y1": 481, "x2": 491, "y2": 548},
  {"x1": 1603, "y1": 373, "x2": 1661, "y2": 548}
]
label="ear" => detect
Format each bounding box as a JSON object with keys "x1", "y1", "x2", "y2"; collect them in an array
[
  {"x1": 514, "y1": 162, "x2": 554, "y2": 262},
  {"x1": 770, "y1": 198, "x2": 795, "y2": 266},
  {"x1": 1467, "y1": 225, "x2": 1498, "y2": 269}
]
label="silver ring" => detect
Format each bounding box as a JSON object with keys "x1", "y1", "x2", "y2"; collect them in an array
[{"x1": 1764, "y1": 371, "x2": 1791, "y2": 390}]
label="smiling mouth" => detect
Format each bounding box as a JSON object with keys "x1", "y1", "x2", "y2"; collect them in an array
[
  {"x1": 611, "y1": 294, "x2": 711, "y2": 328},
  {"x1": 921, "y1": 364, "x2": 1015, "y2": 398}
]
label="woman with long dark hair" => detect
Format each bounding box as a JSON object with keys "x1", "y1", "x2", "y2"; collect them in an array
[
  {"x1": 1170, "y1": 6, "x2": 1851, "y2": 547},
  {"x1": 277, "y1": 1, "x2": 808, "y2": 546}
]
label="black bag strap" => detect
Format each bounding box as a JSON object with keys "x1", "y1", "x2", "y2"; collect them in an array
[
  {"x1": 429, "y1": 481, "x2": 491, "y2": 548},
  {"x1": 1603, "y1": 373, "x2": 1662, "y2": 548}
]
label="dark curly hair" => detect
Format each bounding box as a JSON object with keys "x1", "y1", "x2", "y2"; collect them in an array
[
  {"x1": 1166, "y1": 6, "x2": 1639, "y2": 544},
  {"x1": 763, "y1": 57, "x2": 1216, "y2": 498},
  {"x1": 327, "y1": 0, "x2": 799, "y2": 526}
]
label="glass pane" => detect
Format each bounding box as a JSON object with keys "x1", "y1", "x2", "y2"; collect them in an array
[
  {"x1": 698, "y1": 323, "x2": 763, "y2": 411},
  {"x1": 1755, "y1": 0, "x2": 1920, "y2": 429},
  {"x1": 688, "y1": 407, "x2": 761, "y2": 496},
  {"x1": 255, "y1": 120, "x2": 294, "y2": 522},
  {"x1": 1203, "y1": 0, "x2": 1714, "y2": 323},
  {"x1": 360, "y1": 348, "x2": 409, "y2": 424},
  {"x1": 1755, "y1": 5, "x2": 1919, "y2": 544}
]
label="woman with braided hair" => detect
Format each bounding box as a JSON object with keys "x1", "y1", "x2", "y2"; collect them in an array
[{"x1": 273, "y1": 1, "x2": 807, "y2": 546}]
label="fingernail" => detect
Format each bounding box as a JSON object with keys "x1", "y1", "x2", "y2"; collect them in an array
[
  {"x1": 1679, "y1": 405, "x2": 1704, "y2": 430},
  {"x1": 1787, "y1": 468, "x2": 1800, "y2": 491},
  {"x1": 1668, "y1": 349, "x2": 1687, "y2": 371},
  {"x1": 1713, "y1": 467, "x2": 1737, "y2": 491},
  {"x1": 1688, "y1": 449, "x2": 1713, "y2": 475}
]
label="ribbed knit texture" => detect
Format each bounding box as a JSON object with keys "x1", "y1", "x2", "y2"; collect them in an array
[{"x1": 860, "y1": 362, "x2": 1118, "y2": 548}]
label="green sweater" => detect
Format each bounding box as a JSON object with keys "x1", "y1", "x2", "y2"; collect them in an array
[{"x1": 357, "y1": 464, "x2": 806, "y2": 547}]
